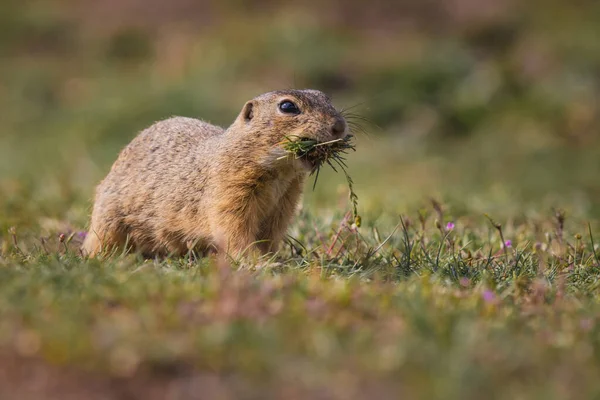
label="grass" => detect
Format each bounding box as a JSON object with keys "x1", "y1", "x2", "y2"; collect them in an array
[
  {"x1": 2, "y1": 201, "x2": 600, "y2": 398},
  {"x1": 281, "y1": 134, "x2": 360, "y2": 224}
]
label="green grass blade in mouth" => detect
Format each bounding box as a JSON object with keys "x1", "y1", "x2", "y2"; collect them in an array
[
  {"x1": 282, "y1": 135, "x2": 360, "y2": 225},
  {"x1": 312, "y1": 165, "x2": 321, "y2": 191}
]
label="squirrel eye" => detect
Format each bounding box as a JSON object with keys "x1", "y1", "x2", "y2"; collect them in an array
[{"x1": 278, "y1": 101, "x2": 300, "y2": 115}]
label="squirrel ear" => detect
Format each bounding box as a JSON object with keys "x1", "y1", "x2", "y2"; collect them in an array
[{"x1": 242, "y1": 101, "x2": 254, "y2": 122}]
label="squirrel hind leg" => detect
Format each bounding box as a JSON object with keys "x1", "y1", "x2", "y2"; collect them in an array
[
  {"x1": 81, "y1": 224, "x2": 128, "y2": 258},
  {"x1": 81, "y1": 228, "x2": 103, "y2": 257}
]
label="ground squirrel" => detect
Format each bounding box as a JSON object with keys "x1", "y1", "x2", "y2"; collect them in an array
[{"x1": 83, "y1": 89, "x2": 348, "y2": 258}]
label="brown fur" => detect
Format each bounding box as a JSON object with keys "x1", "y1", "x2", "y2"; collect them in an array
[{"x1": 82, "y1": 89, "x2": 348, "y2": 258}]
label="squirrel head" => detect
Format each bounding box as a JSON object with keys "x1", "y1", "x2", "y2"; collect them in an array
[{"x1": 229, "y1": 89, "x2": 348, "y2": 171}]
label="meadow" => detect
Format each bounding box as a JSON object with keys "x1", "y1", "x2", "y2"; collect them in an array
[{"x1": 1, "y1": 0, "x2": 600, "y2": 398}]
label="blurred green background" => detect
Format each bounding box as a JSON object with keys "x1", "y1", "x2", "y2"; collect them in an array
[{"x1": 1, "y1": 0, "x2": 599, "y2": 232}]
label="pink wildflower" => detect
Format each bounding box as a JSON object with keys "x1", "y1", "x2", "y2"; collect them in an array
[{"x1": 482, "y1": 290, "x2": 496, "y2": 303}]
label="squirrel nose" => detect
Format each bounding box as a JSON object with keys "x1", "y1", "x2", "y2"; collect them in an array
[{"x1": 332, "y1": 118, "x2": 346, "y2": 138}]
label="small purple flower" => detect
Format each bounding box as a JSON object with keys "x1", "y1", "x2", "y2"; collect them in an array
[
  {"x1": 504, "y1": 240, "x2": 512, "y2": 248},
  {"x1": 77, "y1": 231, "x2": 88, "y2": 240},
  {"x1": 482, "y1": 290, "x2": 496, "y2": 303},
  {"x1": 446, "y1": 222, "x2": 455, "y2": 231}
]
